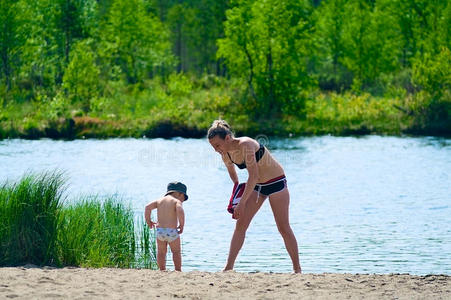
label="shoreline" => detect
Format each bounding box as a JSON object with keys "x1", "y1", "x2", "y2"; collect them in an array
[
  {"x1": 1, "y1": 116, "x2": 450, "y2": 140},
  {"x1": 1, "y1": 267, "x2": 449, "y2": 299},
  {"x1": 1, "y1": 127, "x2": 451, "y2": 141}
]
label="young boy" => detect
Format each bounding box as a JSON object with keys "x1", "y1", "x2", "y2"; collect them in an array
[{"x1": 144, "y1": 181, "x2": 188, "y2": 271}]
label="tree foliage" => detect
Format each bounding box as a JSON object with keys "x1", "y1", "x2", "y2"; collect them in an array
[
  {"x1": 218, "y1": 0, "x2": 315, "y2": 117},
  {"x1": 0, "y1": 0, "x2": 449, "y2": 130},
  {"x1": 99, "y1": 0, "x2": 173, "y2": 84},
  {"x1": 0, "y1": 0, "x2": 25, "y2": 91},
  {"x1": 62, "y1": 39, "x2": 100, "y2": 111}
]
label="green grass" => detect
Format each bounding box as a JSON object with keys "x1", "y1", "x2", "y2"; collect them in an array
[
  {"x1": 0, "y1": 172, "x2": 157, "y2": 268},
  {"x1": 0, "y1": 171, "x2": 65, "y2": 266},
  {"x1": 134, "y1": 216, "x2": 157, "y2": 269}
]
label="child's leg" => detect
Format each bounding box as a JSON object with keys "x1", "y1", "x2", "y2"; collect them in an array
[
  {"x1": 157, "y1": 239, "x2": 168, "y2": 270},
  {"x1": 168, "y1": 237, "x2": 182, "y2": 271}
]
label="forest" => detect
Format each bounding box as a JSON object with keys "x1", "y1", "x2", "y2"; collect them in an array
[{"x1": 0, "y1": 0, "x2": 450, "y2": 138}]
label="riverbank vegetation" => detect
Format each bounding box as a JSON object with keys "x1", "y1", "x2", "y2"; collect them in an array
[
  {"x1": 0, "y1": 172, "x2": 157, "y2": 268},
  {"x1": 0, "y1": 0, "x2": 450, "y2": 138}
]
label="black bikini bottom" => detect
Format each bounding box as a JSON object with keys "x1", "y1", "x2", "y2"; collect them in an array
[{"x1": 254, "y1": 175, "x2": 287, "y2": 196}]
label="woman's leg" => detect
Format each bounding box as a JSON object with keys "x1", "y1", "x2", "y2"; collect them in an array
[
  {"x1": 269, "y1": 188, "x2": 302, "y2": 273},
  {"x1": 224, "y1": 191, "x2": 266, "y2": 271}
]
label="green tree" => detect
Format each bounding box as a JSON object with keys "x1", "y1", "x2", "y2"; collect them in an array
[
  {"x1": 410, "y1": 47, "x2": 451, "y2": 133},
  {"x1": 17, "y1": 0, "x2": 59, "y2": 93},
  {"x1": 385, "y1": 0, "x2": 450, "y2": 67},
  {"x1": 62, "y1": 40, "x2": 100, "y2": 111},
  {"x1": 17, "y1": 0, "x2": 97, "y2": 96},
  {"x1": 148, "y1": 0, "x2": 177, "y2": 21},
  {"x1": 166, "y1": 3, "x2": 194, "y2": 73},
  {"x1": 0, "y1": 0, "x2": 25, "y2": 91},
  {"x1": 99, "y1": 0, "x2": 174, "y2": 84},
  {"x1": 440, "y1": 2, "x2": 451, "y2": 50},
  {"x1": 187, "y1": 0, "x2": 229, "y2": 74},
  {"x1": 218, "y1": 0, "x2": 315, "y2": 117},
  {"x1": 162, "y1": 0, "x2": 229, "y2": 75},
  {"x1": 412, "y1": 48, "x2": 451, "y2": 100},
  {"x1": 55, "y1": 0, "x2": 98, "y2": 64},
  {"x1": 341, "y1": 0, "x2": 401, "y2": 92},
  {"x1": 312, "y1": 0, "x2": 350, "y2": 91}
]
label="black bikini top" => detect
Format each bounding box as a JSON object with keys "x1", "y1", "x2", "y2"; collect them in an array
[{"x1": 227, "y1": 143, "x2": 265, "y2": 169}]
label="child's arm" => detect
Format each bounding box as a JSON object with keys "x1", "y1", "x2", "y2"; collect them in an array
[
  {"x1": 176, "y1": 202, "x2": 185, "y2": 234},
  {"x1": 144, "y1": 200, "x2": 158, "y2": 228}
]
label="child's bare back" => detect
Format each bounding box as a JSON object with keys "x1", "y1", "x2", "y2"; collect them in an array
[{"x1": 155, "y1": 195, "x2": 181, "y2": 229}]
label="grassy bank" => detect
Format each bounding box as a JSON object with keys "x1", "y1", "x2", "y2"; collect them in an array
[
  {"x1": 0, "y1": 172, "x2": 156, "y2": 269},
  {"x1": 0, "y1": 75, "x2": 449, "y2": 139}
]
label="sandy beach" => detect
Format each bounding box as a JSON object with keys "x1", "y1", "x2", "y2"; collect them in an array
[{"x1": 0, "y1": 267, "x2": 449, "y2": 299}]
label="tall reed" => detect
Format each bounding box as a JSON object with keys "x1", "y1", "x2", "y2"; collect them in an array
[
  {"x1": 58, "y1": 197, "x2": 136, "y2": 267},
  {"x1": 0, "y1": 172, "x2": 157, "y2": 268},
  {"x1": 134, "y1": 215, "x2": 157, "y2": 269},
  {"x1": 0, "y1": 171, "x2": 66, "y2": 266}
]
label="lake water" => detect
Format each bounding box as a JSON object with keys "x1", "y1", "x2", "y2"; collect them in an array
[{"x1": 1, "y1": 136, "x2": 450, "y2": 275}]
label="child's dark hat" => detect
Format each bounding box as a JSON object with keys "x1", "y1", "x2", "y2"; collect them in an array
[{"x1": 165, "y1": 181, "x2": 188, "y2": 200}]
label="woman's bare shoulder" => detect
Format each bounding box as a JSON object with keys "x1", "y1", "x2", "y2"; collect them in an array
[{"x1": 237, "y1": 137, "x2": 258, "y2": 148}]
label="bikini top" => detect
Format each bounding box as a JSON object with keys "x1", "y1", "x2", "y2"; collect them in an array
[{"x1": 227, "y1": 143, "x2": 265, "y2": 169}]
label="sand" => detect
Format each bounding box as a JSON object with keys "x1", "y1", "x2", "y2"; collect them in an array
[{"x1": 0, "y1": 267, "x2": 449, "y2": 299}]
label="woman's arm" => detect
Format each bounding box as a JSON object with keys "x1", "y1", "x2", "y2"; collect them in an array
[
  {"x1": 233, "y1": 141, "x2": 259, "y2": 218},
  {"x1": 222, "y1": 153, "x2": 239, "y2": 184}
]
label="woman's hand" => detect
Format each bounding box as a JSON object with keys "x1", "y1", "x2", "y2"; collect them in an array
[{"x1": 233, "y1": 203, "x2": 244, "y2": 219}]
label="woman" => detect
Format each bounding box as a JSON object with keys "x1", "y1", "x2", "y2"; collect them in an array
[{"x1": 208, "y1": 120, "x2": 301, "y2": 273}]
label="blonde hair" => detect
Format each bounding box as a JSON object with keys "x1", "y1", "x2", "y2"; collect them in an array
[{"x1": 207, "y1": 119, "x2": 233, "y2": 139}]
